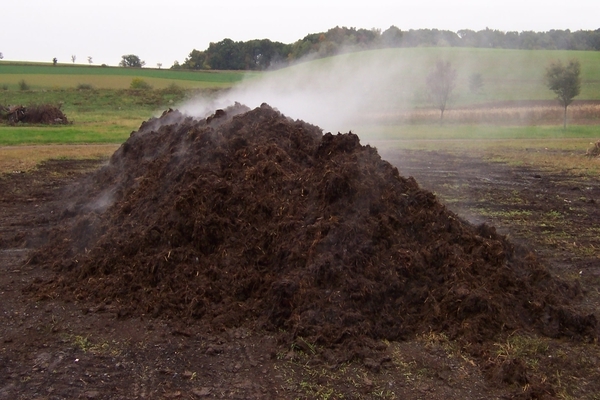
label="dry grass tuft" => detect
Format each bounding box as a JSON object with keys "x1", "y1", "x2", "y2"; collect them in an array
[
  {"x1": 585, "y1": 140, "x2": 600, "y2": 158},
  {"x1": 0, "y1": 144, "x2": 118, "y2": 174}
]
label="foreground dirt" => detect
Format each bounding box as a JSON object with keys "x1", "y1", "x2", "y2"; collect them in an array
[{"x1": 1, "y1": 145, "x2": 599, "y2": 399}]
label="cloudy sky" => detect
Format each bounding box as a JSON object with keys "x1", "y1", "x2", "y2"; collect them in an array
[{"x1": 1, "y1": 0, "x2": 598, "y2": 67}]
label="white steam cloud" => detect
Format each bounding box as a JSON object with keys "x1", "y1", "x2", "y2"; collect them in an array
[{"x1": 179, "y1": 49, "x2": 432, "y2": 135}]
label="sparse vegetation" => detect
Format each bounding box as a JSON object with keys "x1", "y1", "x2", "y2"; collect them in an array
[
  {"x1": 545, "y1": 59, "x2": 582, "y2": 129},
  {"x1": 18, "y1": 79, "x2": 29, "y2": 91},
  {"x1": 426, "y1": 60, "x2": 457, "y2": 120},
  {"x1": 129, "y1": 77, "x2": 152, "y2": 90},
  {"x1": 586, "y1": 140, "x2": 600, "y2": 157},
  {"x1": 76, "y1": 83, "x2": 94, "y2": 90},
  {"x1": 468, "y1": 72, "x2": 484, "y2": 93}
]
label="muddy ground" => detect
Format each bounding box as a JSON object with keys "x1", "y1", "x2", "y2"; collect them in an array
[{"x1": 1, "y1": 145, "x2": 599, "y2": 399}]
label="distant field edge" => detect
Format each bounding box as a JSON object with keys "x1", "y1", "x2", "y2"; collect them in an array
[{"x1": 0, "y1": 62, "x2": 259, "y2": 79}]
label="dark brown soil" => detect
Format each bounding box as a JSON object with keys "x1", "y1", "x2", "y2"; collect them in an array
[{"x1": 1, "y1": 106, "x2": 599, "y2": 399}]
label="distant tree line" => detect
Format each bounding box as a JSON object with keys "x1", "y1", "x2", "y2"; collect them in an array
[
  {"x1": 173, "y1": 26, "x2": 600, "y2": 70},
  {"x1": 174, "y1": 39, "x2": 289, "y2": 71}
]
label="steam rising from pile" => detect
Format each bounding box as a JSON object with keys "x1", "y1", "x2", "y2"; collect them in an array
[{"x1": 180, "y1": 50, "x2": 426, "y2": 133}]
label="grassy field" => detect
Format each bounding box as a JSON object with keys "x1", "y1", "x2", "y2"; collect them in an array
[
  {"x1": 1, "y1": 47, "x2": 599, "y2": 173},
  {"x1": 3, "y1": 47, "x2": 600, "y2": 98},
  {"x1": 0, "y1": 62, "x2": 258, "y2": 90},
  {"x1": 0, "y1": 87, "x2": 195, "y2": 146},
  {"x1": 277, "y1": 47, "x2": 600, "y2": 107}
]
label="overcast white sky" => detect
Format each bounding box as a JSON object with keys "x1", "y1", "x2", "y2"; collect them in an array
[{"x1": 1, "y1": 0, "x2": 598, "y2": 67}]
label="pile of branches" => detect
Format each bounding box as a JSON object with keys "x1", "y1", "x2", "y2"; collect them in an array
[
  {"x1": 0, "y1": 104, "x2": 69, "y2": 125},
  {"x1": 586, "y1": 140, "x2": 600, "y2": 158}
]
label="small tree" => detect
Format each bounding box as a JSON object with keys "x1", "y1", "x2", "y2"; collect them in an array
[
  {"x1": 545, "y1": 59, "x2": 581, "y2": 129},
  {"x1": 130, "y1": 78, "x2": 152, "y2": 90},
  {"x1": 157, "y1": 62, "x2": 162, "y2": 69},
  {"x1": 119, "y1": 54, "x2": 145, "y2": 68},
  {"x1": 52, "y1": 57, "x2": 58, "y2": 66},
  {"x1": 0, "y1": 52, "x2": 4, "y2": 60},
  {"x1": 71, "y1": 55, "x2": 76, "y2": 63},
  {"x1": 87, "y1": 56, "x2": 93, "y2": 64},
  {"x1": 426, "y1": 60, "x2": 457, "y2": 120},
  {"x1": 468, "y1": 72, "x2": 484, "y2": 94}
]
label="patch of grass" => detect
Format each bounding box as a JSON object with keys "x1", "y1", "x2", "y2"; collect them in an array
[
  {"x1": 493, "y1": 334, "x2": 549, "y2": 370},
  {"x1": 270, "y1": 343, "x2": 407, "y2": 400},
  {"x1": 130, "y1": 77, "x2": 152, "y2": 90},
  {"x1": 0, "y1": 87, "x2": 203, "y2": 146},
  {"x1": 70, "y1": 334, "x2": 121, "y2": 356},
  {"x1": 0, "y1": 125, "x2": 130, "y2": 145},
  {"x1": 374, "y1": 137, "x2": 600, "y2": 176},
  {"x1": 292, "y1": 336, "x2": 318, "y2": 355},
  {"x1": 0, "y1": 144, "x2": 117, "y2": 173},
  {"x1": 538, "y1": 230, "x2": 576, "y2": 249},
  {"x1": 545, "y1": 210, "x2": 563, "y2": 219},
  {"x1": 475, "y1": 208, "x2": 532, "y2": 220},
  {"x1": 76, "y1": 83, "x2": 94, "y2": 90}
]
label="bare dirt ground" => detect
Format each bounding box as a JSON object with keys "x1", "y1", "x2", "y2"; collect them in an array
[{"x1": 1, "y1": 139, "x2": 599, "y2": 398}]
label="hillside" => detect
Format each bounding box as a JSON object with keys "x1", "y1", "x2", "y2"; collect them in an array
[
  {"x1": 178, "y1": 26, "x2": 600, "y2": 71},
  {"x1": 272, "y1": 47, "x2": 600, "y2": 105},
  {"x1": 207, "y1": 47, "x2": 600, "y2": 132}
]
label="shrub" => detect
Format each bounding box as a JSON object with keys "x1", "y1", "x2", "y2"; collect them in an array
[
  {"x1": 159, "y1": 83, "x2": 187, "y2": 105},
  {"x1": 18, "y1": 80, "x2": 30, "y2": 91},
  {"x1": 76, "y1": 83, "x2": 95, "y2": 90},
  {"x1": 130, "y1": 78, "x2": 152, "y2": 90},
  {"x1": 469, "y1": 72, "x2": 484, "y2": 93},
  {"x1": 164, "y1": 82, "x2": 183, "y2": 94},
  {"x1": 1, "y1": 84, "x2": 8, "y2": 91},
  {"x1": 586, "y1": 140, "x2": 600, "y2": 158}
]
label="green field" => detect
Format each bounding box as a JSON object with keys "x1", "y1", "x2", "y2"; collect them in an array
[
  {"x1": 1, "y1": 47, "x2": 600, "y2": 151},
  {"x1": 273, "y1": 47, "x2": 600, "y2": 107},
  {"x1": 0, "y1": 62, "x2": 259, "y2": 90},
  {"x1": 3, "y1": 47, "x2": 600, "y2": 98},
  {"x1": 0, "y1": 87, "x2": 199, "y2": 145}
]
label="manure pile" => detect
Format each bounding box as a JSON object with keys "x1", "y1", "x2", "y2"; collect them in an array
[
  {"x1": 1, "y1": 104, "x2": 69, "y2": 125},
  {"x1": 31, "y1": 103, "x2": 597, "y2": 351}
]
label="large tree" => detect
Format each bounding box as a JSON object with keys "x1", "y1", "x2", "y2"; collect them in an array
[
  {"x1": 545, "y1": 59, "x2": 581, "y2": 129},
  {"x1": 426, "y1": 60, "x2": 457, "y2": 120},
  {"x1": 119, "y1": 54, "x2": 145, "y2": 68}
]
